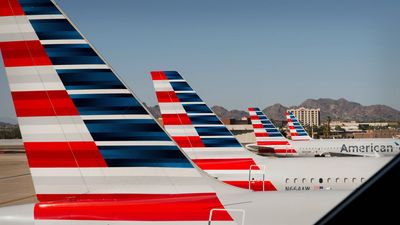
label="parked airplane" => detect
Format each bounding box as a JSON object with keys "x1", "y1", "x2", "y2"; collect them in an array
[
  {"x1": 285, "y1": 111, "x2": 312, "y2": 141},
  {"x1": 247, "y1": 107, "x2": 296, "y2": 156},
  {"x1": 0, "y1": 1, "x2": 357, "y2": 224},
  {"x1": 151, "y1": 71, "x2": 390, "y2": 191},
  {"x1": 0, "y1": 0, "x2": 391, "y2": 224},
  {"x1": 247, "y1": 108, "x2": 400, "y2": 157}
]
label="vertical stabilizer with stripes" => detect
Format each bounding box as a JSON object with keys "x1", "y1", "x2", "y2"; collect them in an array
[
  {"x1": 286, "y1": 111, "x2": 312, "y2": 141},
  {"x1": 151, "y1": 71, "x2": 277, "y2": 191},
  {"x1": 248, "y1": 108, "x2": 296, "y2": 155},
  {"x1": 0, "y1": 0, "x2": 235, "y2": 224}
]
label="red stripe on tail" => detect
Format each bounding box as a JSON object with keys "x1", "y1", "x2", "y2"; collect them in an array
[
  {"x1": 0, "y1": 0, "x2": 24, "y2": 16},
  {"x1": 24, "y1": 142, "x2": 107, "y2": 168},
  {"x1": 150, "y1": 71, "x2": 168, "y2": 80},
  {"x1": 0, "y1": 41, "x2": 52, "y2": 67},
  {"x1": 156, "y1": 91, "x2": 180, "y2": 102},
  {"x1": 12, "y1": 90, "x2": 79, "y2": 117},
  {"x1": 255, "y1": 133, "x2": 268, "y2": 137},
  {"x1": 172, "y1": 136, "x2": 204, "y2": 148},
  {"x1": 162, "y1": 114, "x2": 192, "y2": 125}
]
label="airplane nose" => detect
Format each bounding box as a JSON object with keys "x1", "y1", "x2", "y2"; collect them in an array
[{"x1": 0, "y1": 204, "x2": 35, "y2": 225}]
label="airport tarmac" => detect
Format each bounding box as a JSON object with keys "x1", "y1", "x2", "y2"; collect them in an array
[{"x1": 0, "y1": 151, "x2": 37, "y2": 207}]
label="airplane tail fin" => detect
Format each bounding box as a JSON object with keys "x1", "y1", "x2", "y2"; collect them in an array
[
  {"x1": 248, "y1": 108, "x2": 295, "y2": 154},
  {"x1": 286, "y1": 111, "x2": 312, "y2": 141},
  {"x1": 0, "y1": 1, "x2": 234, "y2": 223},
  {"x1": 151, "y1": 71, "x2": 243, "y2": 149},
  {"x1": 151, "y1": 71, "x2": 278, "y2": 190}
]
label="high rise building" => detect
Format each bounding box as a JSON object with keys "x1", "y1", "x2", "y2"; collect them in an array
[{"x1": 288, "y1": 107, "x2": 321, "y2": 126}]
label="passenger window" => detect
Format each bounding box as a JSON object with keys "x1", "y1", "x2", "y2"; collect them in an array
[
  {"x1": 335, "y1": 178, "x2": 340, "y2": 183},
  {"x1": 294, "y1": 178, "x2": 298, "y2": 183},
  {"x1": 344, "y1": 178, "x2": 348, "y2": 183},
  {"x1": 327, "y1": 178, "x2": 331, "y2": 183},
  {"x1": 302, "y1": 178, "x2": 306, "y2": 183},
  {"x1": 285, "y1": 178, "x2": 290, "y2": 183},
  {"x1": 361, "y1": 178, "x2": 365, "y2": 183},
  {"x1": 319, "y1": 178, "x2": 323, "y2": 184},
  {"x1": 310, "y1": 178, "x2": 314, "y2": 183},
  {"x1": 352, "y1": 178, "x2": 356, "y2": 183}
]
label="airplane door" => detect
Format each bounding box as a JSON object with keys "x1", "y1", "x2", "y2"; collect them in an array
[{"x1": 248, "y1": 165, "x2": 266, "y2": 191}]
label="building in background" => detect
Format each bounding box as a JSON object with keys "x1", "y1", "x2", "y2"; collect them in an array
[{"x1": 288, "y1": 107, "x2": 321, "y2": 127}]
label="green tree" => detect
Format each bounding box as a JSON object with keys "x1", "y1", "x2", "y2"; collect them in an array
[
  {"x1": 335, "y1": 125, "x2": 345, "y2": 132},
  {"x1": 358, "y1": 124, "x2": 369, "y2": 131}
]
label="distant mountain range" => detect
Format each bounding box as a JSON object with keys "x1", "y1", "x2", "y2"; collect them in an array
[
  {"x1": 299, "y1": 98, "x2": 400, "y2": 122},
  {"x1": 146, "y1": 98, "x2": 400, "y2": 122},
  {"x1": 211, "y1": 106, "x2": 249, "y2": 120},
  {"x1": 2, "y1": 98, "x2": 399, "y2": 124}
]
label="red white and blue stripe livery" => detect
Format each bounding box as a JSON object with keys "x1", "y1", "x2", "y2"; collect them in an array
[
  {"x1": 286, "y1": 111, "x2": 312, "y2": 141},
  {"x1": 248, "y1": 107, "x2": 297, "y2": 156}
]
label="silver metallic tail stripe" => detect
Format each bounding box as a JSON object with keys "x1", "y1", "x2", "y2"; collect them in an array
[
  {"x1": 0, "y1": 16, "x2": 38, "y2": 42},
  {"x1": 67, "y1": 89, "x2": 130, "y2": 94},
  {"x1": 40, "y1": 39, "x2": 87, "y2": 45},
  {"x1": 18, "y1": 116, "x2": 93, "y2": 142},
  {"x1": 27, "y1": 15, "x2": 66, "y2": 20},
  {"x1": 53, "y1": 65, "x2": 109, "y2": 70},
  {"x1": 158, "y1": 103, "x2": 186, "y2": 114},
  {"x1": 152, "y1": 80, "x2": 173, "y2": 91},
  {"x1": 181, "y1": 102, "x2": 206, "y2": 105},
  {"x1": 185, "y1": 150, "x2": 251, "y2": 159},
  {"x1": 5, "y1": 66, "x2": 65, "y2": 92},
  {"x1": 175, "y1": 91, "x2": 196, "y2": 94},
  {"x1": 168, "y1": 79, "x2": 186, "y2": 82},
  {"x1": 81, "y1": 115, "x2": 152, "y2": 120},
  {"x1": 165, "y1": 125, "x2": 198, "y2": 136},
  {"x1": 193, "y1": 124, "x2": 225, "y2": 127}
]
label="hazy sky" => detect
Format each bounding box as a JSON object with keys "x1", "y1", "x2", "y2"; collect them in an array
[{"x1": 1, "y1": 0, "x2": 400, "y2": 122}]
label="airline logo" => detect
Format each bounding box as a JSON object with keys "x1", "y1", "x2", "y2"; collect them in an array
[
  {"x1": 0, "y1": 0, "x2": 234, "y2": 224},
  {"x1": 285, "y1": 111, "x2": 312, "y2": 141},
  {"x1": 341, "y1": 144, "x2": 394, "y2": 153},
  {"x1": 249, "y1": 108, "x2": 296, "y2": 155},
  {"x1": 152, "y1": 71, "x2": 277, "y2": 191}
]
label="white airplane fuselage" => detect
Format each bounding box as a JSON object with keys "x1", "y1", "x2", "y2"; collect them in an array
[
  {"x1": 248, "y1": 138, "x2": 400, "y2": 157},
  {"x1": 291, "y1": 138, "x2": 399, "y2": 157},
  {"x1": 0, "y1": 189, "x2": 351, "y2": 225},
  {"x1": 210, "y1": 156, "x2": 391, "y2": 192}
]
